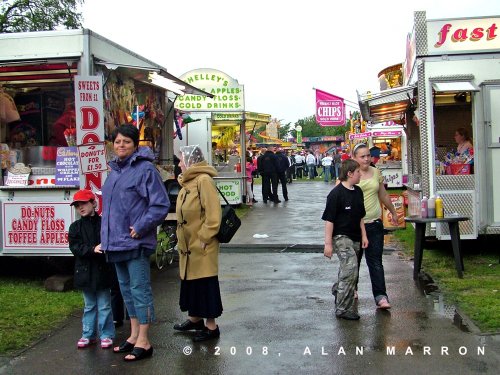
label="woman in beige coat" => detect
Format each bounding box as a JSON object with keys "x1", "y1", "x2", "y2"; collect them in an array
[{"x1": 173, "y1": 145, "x2": 223, "y2": 342}]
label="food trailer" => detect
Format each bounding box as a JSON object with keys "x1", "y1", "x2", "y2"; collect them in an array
[
  {"x1": 366, "y1": 121, "x2": 407, "y2": 188},
  {"x1": 173, "y1": 68, "x2": 271, "y2": 204},
  {"x1": 0, "y1": 29, "x2": 210, "y2": 257},
  {"x1": 359, "y1": 11, "x2": 500, "y2": 239}
]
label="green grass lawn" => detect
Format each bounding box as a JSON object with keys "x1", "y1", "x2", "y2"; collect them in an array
[
  {"x1": 393, "y1": 223, "x2": 500, "y2": 333},
  {"x1": 0, "y1": 278, "x2": 83, "y2": 354}
]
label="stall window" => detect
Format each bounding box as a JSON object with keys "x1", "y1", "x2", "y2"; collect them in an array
[{"x1": 432, "y1": 81, "x2": 477, "y2": 175}]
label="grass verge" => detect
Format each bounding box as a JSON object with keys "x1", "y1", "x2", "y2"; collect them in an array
[
  {"x1": 393, "y1": 224, "x2": 500, "y2": 333},
  {"x1": 0, "y1": 278, "x2": 82, "y2": 354}
]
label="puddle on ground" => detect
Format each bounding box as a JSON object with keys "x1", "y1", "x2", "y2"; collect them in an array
[{"x1": 416, "y1": 273, "x2": 471, "y2": 333}]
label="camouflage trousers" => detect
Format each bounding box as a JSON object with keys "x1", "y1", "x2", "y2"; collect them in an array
[{"x1": 331, "y1": 235, "x2": 360, "y2": 315}]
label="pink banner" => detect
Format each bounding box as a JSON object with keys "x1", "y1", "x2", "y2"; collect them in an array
[
  {"x1": 349, "y1": 132, "x2": 371, "y2": 140},
  {"x1": 315, "y1": 89, "x2": 345, "y2": 126},
  {"x1": 372, "y1": 130, "x2": 402, "y2": 137}
]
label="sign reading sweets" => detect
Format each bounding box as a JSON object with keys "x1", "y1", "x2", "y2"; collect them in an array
[
  {"x1": 75, "y1": 76, "x2": 106, "y2": 214},
  {"x1": 2, "y1": 202, "x2": 74, "y2": 249},
  {"x1": 315, "y1": 89, "x2": 345, "y2": 126}
]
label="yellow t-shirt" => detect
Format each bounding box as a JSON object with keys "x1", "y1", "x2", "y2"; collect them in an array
[{"x1": 357, "y1": 167, "x2": 383, "y2": 222}]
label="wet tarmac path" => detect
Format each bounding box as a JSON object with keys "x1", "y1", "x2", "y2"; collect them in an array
[{"x1": 0, "y1": 181, "x2": 498, "y2": 374}]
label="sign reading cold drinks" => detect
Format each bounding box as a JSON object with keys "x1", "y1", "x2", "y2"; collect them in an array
[{"x1": 2, "y1": 202, "x2": 74, "y2": 249}]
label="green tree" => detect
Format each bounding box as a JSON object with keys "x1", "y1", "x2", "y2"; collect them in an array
[
  {"x1": 292, "y1": 115, "x2": 349, "y2": 139},
  {"x1": 0, "y1": 0, "x2": 83, "y2": 33}
]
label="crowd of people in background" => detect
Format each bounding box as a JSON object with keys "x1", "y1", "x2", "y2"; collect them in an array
[{"x1": 247, "y1": 147, "x2": 347, "y2": 206}]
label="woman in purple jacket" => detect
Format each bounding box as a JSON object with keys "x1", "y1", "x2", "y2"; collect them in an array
[{"x1": 101, "y1": 124, "x2": 169, "y2": 362}]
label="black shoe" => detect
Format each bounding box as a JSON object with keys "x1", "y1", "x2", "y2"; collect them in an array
[
  {"x1": 336, "y1": 311, "x2": 360, "y2": 320},
  {"x1": 263, "y1": 200, "x2": 267, "y2": 204},
  {"x1": 193, "y1": 326, "x2": 220, "y2": 342},
  {"x1": 252, "y1": 198, "x2": 258, "y2": 203},
  {"x1": 113, "y1": 340, "x2": 135, "y2": 353},
  {"x1": 174, "y1": 319, "x2": 205, "y2": 331},
  {"x1": 123, "y1": 346, "x2": 153, "y2": 361},
  {"x1": 284, "y1": 198, "x2": 289, "y2": 201},
  {"x1": 274, "y1": 200, "x2": 281, "y2": 203}
]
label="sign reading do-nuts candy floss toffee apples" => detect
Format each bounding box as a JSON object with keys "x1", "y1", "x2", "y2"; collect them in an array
[
  {"x1": 175, "y1": 69, "x2": 245, "y2": 111},
  {"x1": 2, "y1": 202, "x2": 74, "y2": 250}
]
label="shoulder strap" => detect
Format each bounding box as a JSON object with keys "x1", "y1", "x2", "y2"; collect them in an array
[{"x1": 215, "y1": 185, "x2": 229, "y2": 205}]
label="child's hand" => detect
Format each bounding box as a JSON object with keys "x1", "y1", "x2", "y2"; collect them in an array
[
  {"x1": 324, "y1": 244, "x2": 333, "y2": 259},
  {"x1": 94, "y1": 244, "x2": 102, "y2": 254}
]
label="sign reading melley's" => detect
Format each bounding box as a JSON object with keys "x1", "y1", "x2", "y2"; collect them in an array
[{"x1": 175, "y1": 69, "x2": 245, "y2": 112}]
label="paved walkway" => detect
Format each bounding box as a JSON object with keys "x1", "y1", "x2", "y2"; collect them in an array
[{"x1": 0, "y1": 181, "x2": 498, "y2": 374}]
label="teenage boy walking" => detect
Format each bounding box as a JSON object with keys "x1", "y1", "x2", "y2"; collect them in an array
[{"x1": 322, "y1": 159, "x2": 368, "y2": 320}]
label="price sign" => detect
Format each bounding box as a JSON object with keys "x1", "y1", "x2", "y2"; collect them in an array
[{"x1": 78, "y1": 143, "x2": 107, "y2": 174}]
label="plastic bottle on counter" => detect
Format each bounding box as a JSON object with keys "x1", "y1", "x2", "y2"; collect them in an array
[
  {"x1": 420, "y1": 196, "x2": 428, "y2": 218},
  {"x1": 428, "y1": 195, "x2": 436, "y2": 218},
  {"x1": 436, "y1": 195, "x2": 444, "y2": 218}
]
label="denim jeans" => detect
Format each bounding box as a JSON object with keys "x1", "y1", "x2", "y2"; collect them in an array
[
  {"x1": 334, "y1": 164, "x2": 341, "y2": 180},
  {"x1": 114, "y1": 253, "x2": 155, "y2": 324},
  {"x1": 323, "y1": 166, "x2": 331, "y2": 182},
  {"x1": 82, "y1": 289, "x2": 115, "y2": 340},
  {"x1": 307, "y1": 164, "x2": 315, "y2": 179},
  {"x1": 363, "y1": 220, "x2": 388, "y2": 303}
]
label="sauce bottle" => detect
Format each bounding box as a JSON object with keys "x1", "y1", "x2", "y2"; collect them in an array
[
  {"x1": 428, "y1": 195, "x2": 436, "y2": 218},
  {"x1": 436, "y1": 195, "x2": 444, "y2": 218},
  {"x1": 420, "y1": 196, "x2": 428, "y2": 218}
]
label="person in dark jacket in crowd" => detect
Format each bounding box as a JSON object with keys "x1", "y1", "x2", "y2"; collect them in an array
[
  {"x1": 68, "y1": 189, "x2": 115, "y2": 350},
  {"x1": 275, "y1": 148, "x2": 289, "y2": 201},
  {"x1": 257, "y1": 147, "x2": 280, "y2": 203},
  {"x1": 101, "y1": 124, "x2": 170, "y2": 362}
]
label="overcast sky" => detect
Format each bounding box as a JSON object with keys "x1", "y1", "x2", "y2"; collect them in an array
[{"x1": 82, "y1": 0, "x2": 498, "y2": 125}]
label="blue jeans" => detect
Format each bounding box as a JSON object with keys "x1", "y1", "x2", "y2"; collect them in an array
[
  {"x1": 334, "y1": 164, "x2": 341, "y2": 179},
  {"x1": 323, "y1": 166, "x2": 331, "y2": 182},
  {"x1": 114, "y1": 253, "x2": 155, "y2": 324},
  {"x1": 307, "y1": 164, "x2": 315, "y2": 179},
  {"x1": 358, "y1": 220, "x2": 388, "y2": 303},
  {"x1": 82, "y1": 289, "x2": 115, "y2": 340}
]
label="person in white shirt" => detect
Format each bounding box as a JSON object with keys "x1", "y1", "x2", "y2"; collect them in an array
[
  {"x1": 294, "y1": 153, "x2": 305, "y2": 179},
  {"x1": 321, "y1": 153, "x2": 333, "y2": 182},
  {"x1": 306, "y1": 151, "x2": 316, "y2": 179}
]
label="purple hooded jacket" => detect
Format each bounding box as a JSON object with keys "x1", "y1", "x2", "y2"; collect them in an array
[{"x1": 101, "y1": 147, "x2": 170, "y2": 252}]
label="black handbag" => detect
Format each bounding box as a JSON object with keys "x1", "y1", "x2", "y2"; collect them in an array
[{"x1": 216, "y1": 186, "x2": 241, "y2": 243}]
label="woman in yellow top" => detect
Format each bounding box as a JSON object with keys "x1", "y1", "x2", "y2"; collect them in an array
[
  {"x1": 351, "y1": 143, "x2": 398, "y2": 309},
  {"x1": 173, "y1": 145, "x2": 223, "y2": 342}
]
